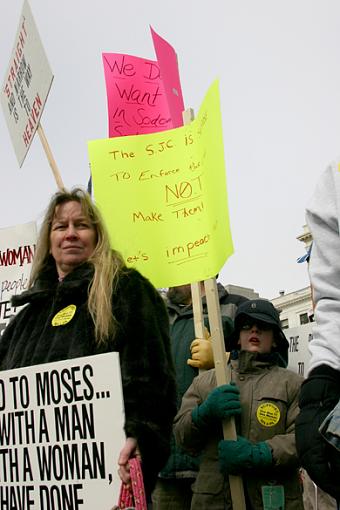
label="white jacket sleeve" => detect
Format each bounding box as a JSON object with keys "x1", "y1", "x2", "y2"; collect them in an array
[{"x1": 306, "y1": 162, "x2": 340, "y2": 373}]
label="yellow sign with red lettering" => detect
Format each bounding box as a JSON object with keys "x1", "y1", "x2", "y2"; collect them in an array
[{"x1": 88, "y1": 80, "x2": 233, "y2": 288}]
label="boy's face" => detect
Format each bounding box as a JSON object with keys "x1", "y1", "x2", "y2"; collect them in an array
[{"x1": 238, "y1": 319, "x2": 275, "y2": 354}]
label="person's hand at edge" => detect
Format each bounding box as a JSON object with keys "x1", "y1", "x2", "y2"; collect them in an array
[
  {"x1": 118, "y1": 437, "x2": 141, "y2": 487},
  {"x1": 188, "y1": 333, "x2": 214, "y2": 369},
  {"x1": 295, "y1": 364, "x2": 340, "y2": 500}
]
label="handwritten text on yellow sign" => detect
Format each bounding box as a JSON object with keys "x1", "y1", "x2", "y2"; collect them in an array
[{"x1": 88, "y1": 81, "x2": 233, "y2": 287}]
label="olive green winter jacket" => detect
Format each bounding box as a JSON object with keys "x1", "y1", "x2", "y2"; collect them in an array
[
  {"x1": 159, "y1": 285, "x2": 245, "y2": 479},
  {"x1": 174, "y1": 350, "x2": 304, "y2": 509}
]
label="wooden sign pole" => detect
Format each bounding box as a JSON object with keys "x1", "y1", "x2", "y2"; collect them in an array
[
  {"x1": 37, "y1": 123, "x2": 64, "y2": 190},
  {"x1": 191, "y1": 281, "x2": 205, "y2": 339},
  {"x1": 182, "y1": 109, "x2": 206, "y2": 341},
  {"x1": 204, "y1": 277, "x2": 246, "y2": 509},
  {"x1": 182, "y1": 107, "x2": 246, "y2": 508}
]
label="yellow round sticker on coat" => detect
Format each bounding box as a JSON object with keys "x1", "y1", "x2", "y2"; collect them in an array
[
  {"x1": 256, "y1": 402, "x2": 280, "y2": 427},
  {"x1": 51, "y1": 305, "x2": 76, "y2": 326}
]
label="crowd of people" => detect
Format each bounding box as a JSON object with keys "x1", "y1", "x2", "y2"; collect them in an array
[{"x1": 0, "y1": 175, "x2": 340, "y2": 509}]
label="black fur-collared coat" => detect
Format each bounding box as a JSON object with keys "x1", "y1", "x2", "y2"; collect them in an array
[{"x1": 0, "y1": 261, "x2": 177, "y2": 496}]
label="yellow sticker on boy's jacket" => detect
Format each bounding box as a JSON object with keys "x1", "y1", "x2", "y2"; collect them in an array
[
  {"x1": 257, "y1": 402, "x2": 280, "y2": 427},
  {"x1": 51, "y1": 305, "x2": 76, "y2": 326}
]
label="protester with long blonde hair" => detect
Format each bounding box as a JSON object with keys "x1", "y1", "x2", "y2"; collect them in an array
[{"x1": 0, "y1": 188, "x2": 177, "y2": 501}]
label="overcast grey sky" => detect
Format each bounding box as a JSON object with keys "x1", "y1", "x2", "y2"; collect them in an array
[{"x1": 1, "y1": 0, "x2": 340, "y2": 298}]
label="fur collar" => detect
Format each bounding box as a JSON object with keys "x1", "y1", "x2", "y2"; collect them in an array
[{"x1": 12, "y1": 260, "x2": 94, "y2": 307}]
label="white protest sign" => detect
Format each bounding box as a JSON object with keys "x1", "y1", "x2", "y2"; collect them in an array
[
  {"x1": 286, "y1": 322, "x2": 313, "y2": 377},
  {"x1": 0, "y1": 352, "x2": 126, "y2": 509},
  {"x1": 0, "y1": 221, "x2": 37, "y2": 337},
  {"x1": 1, "y1": 0, "x2": 53, "y2": 166}
]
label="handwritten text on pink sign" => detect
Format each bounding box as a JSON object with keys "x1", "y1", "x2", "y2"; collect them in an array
[{"x1": 102, "y1": 53, "x2": 173, "y2": 137}]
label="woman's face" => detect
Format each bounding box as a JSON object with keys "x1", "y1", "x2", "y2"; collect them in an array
[
  {"x1": 238, "y1": 320, "x2": 275, "y2": 354},
  {"x1": 50, "y1": 200, "x2": 97, "y2": 278}
]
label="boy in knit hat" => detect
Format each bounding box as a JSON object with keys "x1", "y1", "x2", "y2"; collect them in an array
[{"x1": 174, "y1": 299, "x2": 304, "y2": 509}]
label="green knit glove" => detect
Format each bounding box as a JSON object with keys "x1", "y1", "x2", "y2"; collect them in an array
[
  {"x1": 218, "y1": 436, "x2": 272, "y2": 474},
  {"x1": 191, "y1": 383, "x2": 241, "y2": 428}
]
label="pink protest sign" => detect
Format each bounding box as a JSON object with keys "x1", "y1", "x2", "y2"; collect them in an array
[
  {"x1": 102, "y1": 53, "x2": 172, "y2": 137},
  {"x1": 150, "y1": 26, "x2": 185, "y2": 128}
]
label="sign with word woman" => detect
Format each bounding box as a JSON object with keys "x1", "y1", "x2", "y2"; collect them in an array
[
  {"x1": 89, "y1": 80, "x2": 233, "y2": 288},
  {"x1": 1, "y1": 0, "x2": 53, "y2": 166},
  {"x1": 0, "y1": 221, "x2": 37, "y2": 337},
  {"x1": 0, "y1": 353, "x2": 125, "y2": 509}
]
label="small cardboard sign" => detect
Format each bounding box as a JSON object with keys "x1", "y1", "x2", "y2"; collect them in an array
[
  {"x1": 0, "y1": 221, "x2": 37, "y2": 336},
  {"x1": 1, "y1": 0, "x2": 53, "y2": 166},
  {"x1": 286, "y1": 322, "x2": 313, "y2": 377}
]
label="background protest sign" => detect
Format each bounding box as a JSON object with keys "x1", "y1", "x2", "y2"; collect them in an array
[
  {"x1": 150, "y1": 26, "x2": 185, "y2": 128},
  {"x1": 102, "y1": 52, "x2": 173, "y2": 137},
  {"x1": 286, "y1": 322, "x2": 313, "y2": 377},
  {"x1": 1, "y1": 0, "x2": 53, "y2": 166},
  {"x1": 0, "y1": 352, "x2": 125, "y2": 509},
  {"x1": 89, "y1": 80, "x2": 233, "y2": 288},
  {"x1": 0, "y1": 221, "x2": 37, "y2": 337}
]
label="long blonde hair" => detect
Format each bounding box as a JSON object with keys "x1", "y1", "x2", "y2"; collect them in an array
[{"x1": 29, "y1": 188, "x2": 124, "y2": 344}]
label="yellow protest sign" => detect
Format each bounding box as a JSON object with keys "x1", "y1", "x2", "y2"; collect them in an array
[{"x1": 88, "y1": 80, "x2": 233, "y2": 288}]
